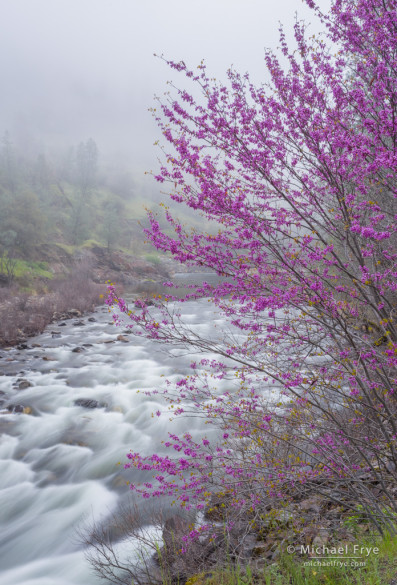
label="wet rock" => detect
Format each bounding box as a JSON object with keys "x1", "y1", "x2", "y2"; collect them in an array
[
  {"x1": 82, "y1": 343, "x2": 93, "y2": 347},
  {"x1": 74, "y1": 399, "x2": 107, "y2": 409},
  {"x1": 17, "y1": 343, "x2": 29, "y2": 350},
  {"x1": 17, "y1": 379, "x2": 33, "y2": 390},
  {"x1": 73, "y1": 320, "x2": 85, "y2": 327},
  {"x1": 58, "y1": 322, "x2": 67, "y2": 327},
  {"x1": 6, "y1": 404, "x2": 25, "y2": 414},
  {"x1": 71, "y1": 346, "x2": 86, "y2": 353},
  {"x1": 51, "y1": 331, "x2": 61, "y2": 338},
  {"x1": 31, "y1": 343, "x2": 42, "y2": 348},
  {"x1": 88, "y1": 317, "x2": 96, "y2": 322},
  {"x1": 42, "y1": 356, "x2": 56, "y2": 361},
  {"x1": 23, "y1": 406, "x2": 33, "y2": 415},
  {"x1": 102, "y1": 339, "x2": 115, "y2": 344},
  {"x1": 117, "y1": 335, "x2": 129, "y2": 343}
]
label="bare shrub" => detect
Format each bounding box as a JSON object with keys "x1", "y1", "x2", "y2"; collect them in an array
[
  {"x1": 0, "y1": 258, "x2": 105, "y2": 346},
  {"x1": 79, "y1": 501, "x2": 255, "y2": 585}
]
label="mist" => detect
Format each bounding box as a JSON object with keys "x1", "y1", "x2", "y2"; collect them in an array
[{"x1": 0, "y1": 0, "x2": 329, "y2": 172}]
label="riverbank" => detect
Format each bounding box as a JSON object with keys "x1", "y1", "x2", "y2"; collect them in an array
[
  {"x1": 127, "y1": 471, "x2": 397, "y2": 585},
  {"x1": 0, "y1": 243, "x2": 175, "y2": 347},
  {"x1": 183, "y1": 529, "x2": 397, "y2": 585}
]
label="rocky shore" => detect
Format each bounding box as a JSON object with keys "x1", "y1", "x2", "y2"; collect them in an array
[{"x1": 0, "y1": 245, "x2": 176, "y2": 348}]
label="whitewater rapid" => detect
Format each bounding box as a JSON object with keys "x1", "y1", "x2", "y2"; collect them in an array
[{"x1": 0, "y1": 293, "x2": 230, "y2": 585}]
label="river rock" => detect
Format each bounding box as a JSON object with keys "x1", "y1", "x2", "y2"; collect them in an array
[
  {"x1": 117, "y1": 335, "x2": 129, "y2": 343},
  {"x1": 73, "y1": 320, "x2": 85, "y2": 327},
  {"x1": 88, "y1": 317, "x2": 96, "y2": 322},
  {"x1": 51, "y1": 331, "x2": 61, "y2": 338},
  {"x1": 71, "y1": 346, "x2": 86, "y2": 353},
  {"x1": 17, "y1": 379, "x2": 33, "y2": 390},
  {"x1": 17, "y1": 343, "x2": 29, "y2": 350},
  {"x1": 74, "y1": 399, "x2": 107, "y2": 409},
  {"x1": 58, "y1": 322, "x2": 67, "y2": 327},
  {"x1": 6, "y1": 404, "x2": 25, "y2": 414},
  {"x1": 68, "y1": 309, "x2": 82, "y2": 318}
]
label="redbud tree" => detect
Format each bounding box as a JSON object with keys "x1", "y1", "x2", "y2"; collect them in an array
[{"x1": 108, "y1": 0, "x2": 397, "y2": 535}]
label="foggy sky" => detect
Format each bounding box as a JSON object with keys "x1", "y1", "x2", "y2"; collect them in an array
[{"x1": 0, "y1": 0, "x2": 329, "y2": 172}]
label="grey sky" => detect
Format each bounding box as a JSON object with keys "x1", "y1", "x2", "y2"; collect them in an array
[{"x1": 0, "y1": 0, "x2": 329, "y2": 171}]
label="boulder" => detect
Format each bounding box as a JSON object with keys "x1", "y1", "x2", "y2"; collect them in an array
[
  {"x1": 68, "y1": 309, "x2": 82, "y2": 318},
  {"x1": 17, "y1": 379, "x2": 32, "y2": 390},
  {"x1": 88, "y1": 317, "x2": 96, "y2": 322},
  {"x1": 71, "y1": 346, "x2": 85, "y2": 353},
  {"x1": 74, "y1": 399, "x2": 107, "y2": 409},
  {"x1": 312, "y1": 529, "x2": 330, "y2": 547},
  {"x1": 6, "y1": 404, "x2": 24, "y2": 414},
  {"x1": 117, "y1": 335, "x2": 129, "y2": 343}
]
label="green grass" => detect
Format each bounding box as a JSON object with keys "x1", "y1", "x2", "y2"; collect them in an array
[
  {"x1": 54, "y1": 242, "x2": 76, "y2": 255},
  {"x1": 81, "y1": 239, "x2": 103, "y2": 248},
  {"x1": 144, "y1": 252, "x2": 162, "y2": 265},
  {"x1": 187, "y1": 533, "x2": 397, "y2": 585},
  {"x1": 14, "y1": 259, "x2": 53, "y2": 280}
]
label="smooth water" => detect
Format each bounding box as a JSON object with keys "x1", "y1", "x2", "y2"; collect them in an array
[{"x1": 0, "y1": 293, "x2": 231, "y2": 585}]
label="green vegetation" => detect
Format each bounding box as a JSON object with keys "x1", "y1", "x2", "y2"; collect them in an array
[
  {"x1": 187, "y1": 533, "x2": 397, "y2": 585},
  {"x1": 145, "y1": 252, "x2": 162, "y2": 265},
  {"x1": 0, "y1": 131, "x2": 211, "y2": 290},
  {"x1": 13, "y1": 259, "x2": 53, "y2": 280}
]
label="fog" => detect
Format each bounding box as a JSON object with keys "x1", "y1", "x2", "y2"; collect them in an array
[{"x1": 1, "y1": 0, "x2": 329, "y2": 172}]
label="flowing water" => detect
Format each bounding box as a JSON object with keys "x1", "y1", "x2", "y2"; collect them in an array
[{"x1": 0, "y1": 283, "x2": 234, "y2": 585}]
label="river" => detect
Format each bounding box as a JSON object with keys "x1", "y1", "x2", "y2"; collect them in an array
[{"x1": 0, "y1": 280, "x2": 232, "y2": 585}]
